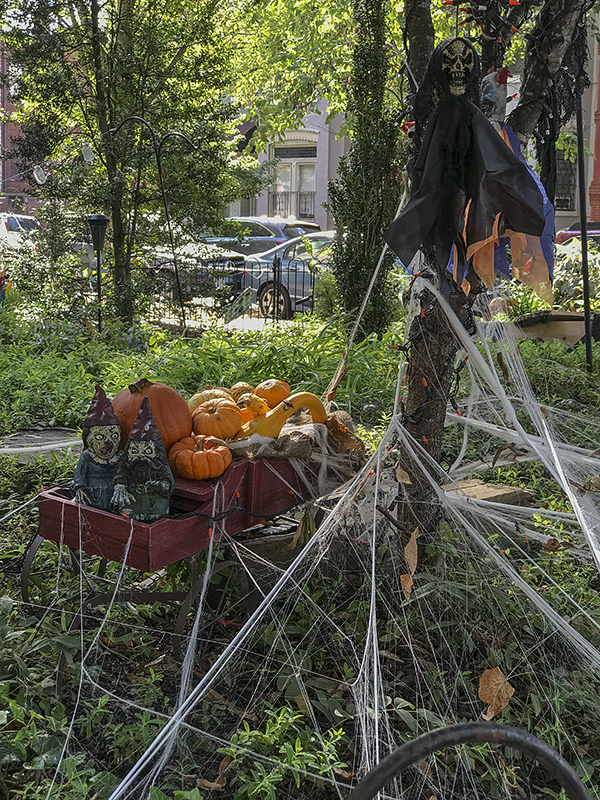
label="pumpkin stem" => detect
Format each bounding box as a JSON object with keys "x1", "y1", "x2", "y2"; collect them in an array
[{"x1": 128, "y1": 377, "x2": 152, "y2": 394}]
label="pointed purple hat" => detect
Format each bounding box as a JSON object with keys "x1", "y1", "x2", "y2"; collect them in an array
[
  {"x1": 127, "y1": 396, "x2": 162, "y2": 441},
  {"x1": 84, "y1": 384, "x2": 120, "y2": 428}
]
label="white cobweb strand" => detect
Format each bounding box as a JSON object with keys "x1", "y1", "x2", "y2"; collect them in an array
[{"x1": 65, "y1": 274, "x2": 600, "y2": 799}]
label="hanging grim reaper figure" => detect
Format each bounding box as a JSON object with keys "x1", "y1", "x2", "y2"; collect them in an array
[{"x1": 385, "y1": 38, "x2": 552, "y2": 301}]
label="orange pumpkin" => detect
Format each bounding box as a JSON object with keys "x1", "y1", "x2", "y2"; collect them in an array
[
  {"x1": 254, "y1": 379, "x2": 291, "y2": 409},
  {"x1": 236, "y1": 393, "x2": 270, "y2": 424},
  {"x1": 230, "y1": 382, "x2": 254, "y2": 402},
  {"x1": 192, "y1": 398, "x2": 243, "y2": 439},
  {"x1": 188, "y1": 387, "x2": 233, "y2": 414},
  {"x1": 112, "y1": 377, "x2": 192, "y2": 453},
  {"x1": 168, "y1": 436, "x2": 232, "y2": 480}
]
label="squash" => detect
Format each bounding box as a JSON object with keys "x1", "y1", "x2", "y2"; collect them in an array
[
  {"x1": 254, "y1": 379, "x2": 291, "y2": 409},
  {"x1": 233, "y1": 392, "x2": 327, "y2": 440},
  {"x1": 168, "y1": 435, "x2": 232, "y2": 480},
  {"x1": 236, "y1": 393, "x2": 270, "y2": 424},
  {"x1": 188, "y1": 387, "x2": 234, "y2": 414},
  {"x1": 192, "y1": 398, "x2": 243, "y2": 439},
  {"x1": 112, "y1": 377, "x2": 192, "y2": 453},
  {"x1": 230, "y1": 382, "x2": 254, "y2": 402}
]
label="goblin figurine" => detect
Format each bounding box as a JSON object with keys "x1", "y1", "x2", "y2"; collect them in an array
[
  {"x1": 111, "y1": 396, "x2": 174, "y2": 522},
  {"x1": 72, "y1": 384, "x2": 123, "y2": 511}
]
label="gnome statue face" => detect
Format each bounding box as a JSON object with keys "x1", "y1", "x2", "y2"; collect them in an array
[
  {"x1": 111, "y1": 396, "x2": 174, "y2": 522},
  {"x1": 87, "y1": 424, "x2": 121, "y2": 462},
  {"x1": 72, "y1": 385, "x2": 123, "y2": 511}
]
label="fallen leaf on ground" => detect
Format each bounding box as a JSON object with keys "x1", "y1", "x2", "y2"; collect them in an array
[
  {"x1": 201, "y1": 688, "x2": 258, "y2": 721},
  {"x1": 126, "y1": 673, "x2": 147, "y2": 684},
  {"x1": 479, "y1": 666, "x2": 514, "y2": 719},
  {"x1": 496, "y1": 351, "x2": 510, "y2": 383},
  {"x1": 294, "y1": 694, "x2": 310, "y2": 713},
  {"x1": 395, "y1": 463, "x2": 412, "y2": 484},
  {"x1": 542, "y1": 538, "x2": 574, "y2": 553},
  {"x1": 197, "y1": 755, "x2": 231, "y2": 791},
  {"x1": 400, "y1": 573, "x2": 413, "y2": 602},
  {"x1": 333, "y1": 766, "x2": 354, "y2": 778},
  {"x1": 404, "y1": 527, "x2": 421, "y2": 576}
]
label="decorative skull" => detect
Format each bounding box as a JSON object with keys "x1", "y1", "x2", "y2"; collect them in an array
[{"x1": 441, "y1": 39, "x2": 476, "y2": 96}]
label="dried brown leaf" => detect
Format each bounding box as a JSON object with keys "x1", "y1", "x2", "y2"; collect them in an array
[
  {"x1": 589, "y1": 476, "x2": 600, "y2": 491},
  {"x1": 404, "y1": 528, "x2": 421, "y2": 576},
  {"x1": 479, "y1": 666, "x2": 514, "y2": 719},
  {"x1": 492, "y1": 444, "x2": 508, "y2": 468},
  {"x1": 400, "y1": 573, "x2": 413, "y2": 602},
  {"x1": 333, "y1": 766, "x2": 355, "y2": 778},
  {"x1": 496, "y1": 352, "x2": 510, "y2": 383},
  {"x1": 294, "y1": 694, "x2": 310, "y2": 713},
  {"x1": 395, "y1": 463, "x2": 412, "y2": 485},
  {"x1": 542, "y1": 538, "x2": 574, "y2": 553},
  {"x1": 540, "y1": 406, "x2": 549, "y2": 417},
  {"x1": 125, "y1": 674, "x2": 147, "y2": 684},
  {"x1": 197, "y1": 755, "x2": 231, "y2": 791},
  {"x1": 326, "y1": 415, "x2": 364, "y2": 453}
]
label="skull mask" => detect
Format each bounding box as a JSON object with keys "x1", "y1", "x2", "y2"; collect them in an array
[{"x1": 441, "y1": 39, "x2": 476, "y2": 96}]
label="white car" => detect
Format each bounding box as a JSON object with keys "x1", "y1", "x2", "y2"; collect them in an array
[{"x1": 0, "y1": 213, "x2": 41, "y2": 249}]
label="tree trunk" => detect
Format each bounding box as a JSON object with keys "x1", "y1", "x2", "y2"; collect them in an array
[
  {"x1": 507, "y1": 0, "x2": 588, "y2": 142},
  {"x1": 403, "y1": 0, "x2": 434, "y2": 86},
  {"x1": 397, "y1": 284, "x2": 477, "y2": 534}
]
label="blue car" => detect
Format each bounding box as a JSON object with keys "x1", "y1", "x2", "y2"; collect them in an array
[
  {"x1": 201, "y1": 216, "x2": 322, "y2": 256},
  {"x1": 238, "y1": 231, "x2": 334, "y2": 318}
]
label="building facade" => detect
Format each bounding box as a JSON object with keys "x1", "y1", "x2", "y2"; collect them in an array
[{"x1": 252, "y1": 100, "x2": 350, "y2": 231}]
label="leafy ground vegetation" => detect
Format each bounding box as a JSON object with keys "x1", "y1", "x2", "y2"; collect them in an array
[{"x1": 3, "y1": 294, "x2": 600, "y2": 797}]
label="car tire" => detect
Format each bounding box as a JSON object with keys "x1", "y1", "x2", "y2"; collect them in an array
[{"x1": 258, "y1": 282, "x2": 292, "y2": 319}]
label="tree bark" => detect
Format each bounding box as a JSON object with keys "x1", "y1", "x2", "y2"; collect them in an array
[
  {"x1": 397, "y1": 284, "x2": 477, "y2": 534},
  {"x1": 507, "y1": 0, "x2": 588, "y2": 142},
  {"x1": 403, "y1": 0, "x2": 434, "y2": 87}
]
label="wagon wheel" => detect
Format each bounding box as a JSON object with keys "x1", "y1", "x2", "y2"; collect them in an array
[
  {"x1": 348, "y1": 723, "x2": 589, "y2": 800},
  {"x1": 172, "y1": 559, "x2": 257, "y2": 658}
]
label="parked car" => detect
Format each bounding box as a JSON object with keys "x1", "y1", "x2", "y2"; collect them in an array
[
  {"x1": 142, "y1": 242, "x2": 245, "y2": 301},
  {"x1": 0, "y1": 213, "x2": 41, "y2": 249},
  {"x1": 202, "y1": 216, "x2": 321, "y2": 256},
  {"x1": 237, "y1": 231, "x2": 334, "y2": 318},
  {"x1": 556, "y1": 222, "x2": 600, "y2": 246}
]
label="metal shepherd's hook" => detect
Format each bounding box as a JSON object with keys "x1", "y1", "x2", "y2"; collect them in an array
[{"x1": 110, "y1": 116, "x2": 201, "y2": 328}]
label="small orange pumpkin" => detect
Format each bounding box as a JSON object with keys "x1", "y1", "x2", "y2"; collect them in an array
[
  {"x1": 230, "y1": 382, "x2": 254, "y2": 402},
  {"x1": 254, "y1": 379, "x2": 291, "y2": 409},
  {"x1": 168, "y1": 435, "x2": 232, "y2": 480},
  {"x1": 192, "y1": 399, "x2": 243, "y2": 439},
  {"x1": 188, "y1": 387, "x2": 234, "y2": 414},
  {"x1": 236, "y1": 393, "x2": 270, "y2": 424}
]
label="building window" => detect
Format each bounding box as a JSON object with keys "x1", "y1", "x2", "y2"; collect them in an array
[
  {"x1": 555, "y1": 151, "x2": 577, "y2": 211},
  {"x1": 226, "y1": 197, "x2": 257, "y2": 217},
  {"x1": 269, "y1": 153, "x2": 316, "y2": 220},
  {"x1": 274, "y1": 146, "x2": 317, "y2": 159}
]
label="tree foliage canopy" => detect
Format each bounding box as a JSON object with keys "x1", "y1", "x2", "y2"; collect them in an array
[{"x1": 1, "y1": 0, "x2": 266, "y2": 320}]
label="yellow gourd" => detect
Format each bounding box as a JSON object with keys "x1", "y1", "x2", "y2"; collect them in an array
[{"x1": 233, "y1": 392, "x2": 327, "y2": 440}]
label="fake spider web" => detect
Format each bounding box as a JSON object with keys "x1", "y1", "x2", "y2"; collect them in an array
[{"x1": 34, "y1": 277, "x2": 600, "y2": 800}]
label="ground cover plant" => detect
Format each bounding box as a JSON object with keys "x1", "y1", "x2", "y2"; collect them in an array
[{"x1": 3, "y1": 302, "x2": 600, "y2": 798}]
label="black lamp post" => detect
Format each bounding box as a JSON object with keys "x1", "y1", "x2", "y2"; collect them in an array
[{"x1": 88, "y1": 213, "x2": 110, "y2": 332}]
